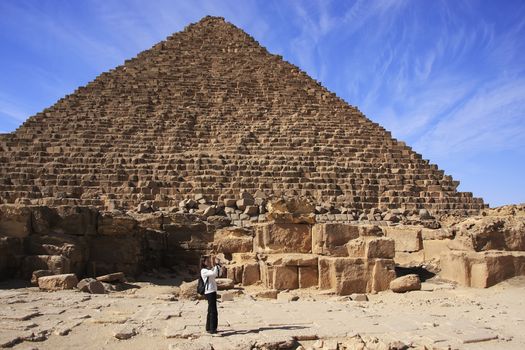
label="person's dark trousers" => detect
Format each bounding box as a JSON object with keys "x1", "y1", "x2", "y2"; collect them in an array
[{"x1": 205, "y1": 292, "x2": 218, "y2": 332}]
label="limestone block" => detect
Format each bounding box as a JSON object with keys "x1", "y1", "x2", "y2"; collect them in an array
[
  {"x1": 365, "y1": 237, "x2": 395, "y2": 259},
  {"x1": 0, "y1": 205, "x2": 32, "y2": 238},
  {"x1": 318, "y1": 256, "x2": 395, "y2": 295},
  {"x1": 212, "y1": 227, "x2": 253, "y2": 254},
  {"x1": 440, "y1": 251, "x2": 471, "y2": 286},
  {"x1": 298, "y1": 266, "x2": 318, "y2": 288},
  {"x1": 98, "y1": 212, "x2": 137, "y2": 235},
  {"x1": 253, "y1": 223, "x2": 311, "y2": 253},
  {"x1": 25, "y1": 233, "x2": 87, "y2": 276},
  {"x1": 394, "y1": 251, "x2": 425, "y2": 267},
  {"x1": 273, "y1": 265, "x2": 298, "y2": 290},
  {"x1": 421, "y1": 228, "x2": 453, "y2": 240},
  {"x1": 38, "y1": 273, "x2": 78, "y2": 290},
  {"x1": 452, "y1": 216, "x2": 525, "y2": 251},
  {"x1": 128, "y1": 212, "x2": 164, "y2": 230},
  {"x1": 383, "y1": 226, "x2": 422, "y2": 252},
  {"x1": 423, "y1": 239, "x2": 451, "y2": 261},
  {"x1": 241, "y1": 262, "x2": 260, "y2": 286},
  {"x1": 31, "y1": 206, "x2": 98, "y2": 236},
  {"x1": 371, "y1": 259, "x2": 396, "y2": 293},
  {"x1": 312, "y1": 223, "x2": 359, "y2": 255}
]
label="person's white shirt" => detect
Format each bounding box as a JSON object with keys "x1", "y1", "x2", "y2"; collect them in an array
[{"x1": 201, "y1": 264, "x2": 221, "y2": 294}]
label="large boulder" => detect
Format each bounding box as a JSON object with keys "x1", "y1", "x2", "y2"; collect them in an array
[
  {"x1": 390, "y1": 274, "x2": 421, "y2": 293},
  {"x1": 38, "y1": 273, "x2": 78, "y2": 290}
]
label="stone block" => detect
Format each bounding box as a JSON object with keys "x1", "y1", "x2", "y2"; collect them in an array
[
  {"x1": 298, "y1": 266, "x2": 318, "y2": 288},
  {"x1": 38, "y1": 273, "x2": 78, "y2": 290},
  {"x1": 97, "y1": 212, "x2": 137, "y2": 235},
  {"x1": 212, "y1": 227, "x2": 253, "y2": 254},
  {"x1": 383, "y1": 226, "x2": 422, "y2": 252},
  {"x1": 253, "y1": 223, "x2": 311, "y2": 253},
  {"x1": 0, "y1": 205, "x2": 32, "y2": 238},
  {"x1": 394, "y1": 251, "x2": 425, "y2": 267},
  {"x1": 241, "y1": 262, "x2": 259, "y2": 286},
  {"x1": 273, "y1": 265, "x2": 298, "y2": 290},
  {"x1": 317, "y1": 256, "x2": 395, "y2": 295},
  {"x1": 312, "y1": 223, "x2": 359, "y2": 255},
  {"x1": 423, "y1": 239, "x2": 451, "y2": 261},
  {"x1": 365, "y1": 237, "x2": 395, "y2": 259}
]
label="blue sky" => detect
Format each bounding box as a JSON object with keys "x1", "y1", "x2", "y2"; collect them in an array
[{"x1": 0, "y1": 0, "x2": 524, "y2": 207}]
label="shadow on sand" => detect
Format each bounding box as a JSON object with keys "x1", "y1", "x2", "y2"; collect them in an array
[{"x1": 219, "y1": 325, "x2": 309, "y2": 337}]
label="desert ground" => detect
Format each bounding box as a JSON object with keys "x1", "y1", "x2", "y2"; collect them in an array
[{"x1": 1, "y1": 274, "x2": 524, "y2": 350}]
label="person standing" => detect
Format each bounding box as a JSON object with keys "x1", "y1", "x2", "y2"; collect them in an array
[{"x1": 200, "y1": 255, "x2": 222, "y2": 334}]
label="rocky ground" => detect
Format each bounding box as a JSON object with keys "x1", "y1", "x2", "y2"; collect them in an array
[{"x1": 1, "y1": 275, "x2": 524, "y2": 350}]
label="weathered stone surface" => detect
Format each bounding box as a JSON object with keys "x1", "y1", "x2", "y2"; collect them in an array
[
  {"x1": 390, "y1": 274, "x2": 421, "y2": 293},
  {"x1": 298, "y1": 266, "x2": 318, "y2": 288},
  {"x1": 267, "y1": 197, "x2": 315, "y2": 224},
  {"x1": 212, "y1": 227, "x2": 253, "y2": 253},
  {"x1": 383, "y1": 226, "x2": 423, "y2": 252},
  {"x1": 253, "y1": 289, "x2": 279, "y2": 299},
  {"x1": 77, "y1": 278, "x2": 106, "y2": 294},
  {"x1": 273, "y1": 265, "x2": 298, "y2": 290},
  {"x1": 312, "y1": 223, "x2": 359, "y2": 256},
  {"x1": 440, "y1": 250, "x2": 525, "y2": 287},
  {"x1": 31, "y1": 206, "x2": 98, "y2": 236},
  {"x1": 0, "y1": 205, "x2": 32, "y2": 238},
  {"x1": 242, "y1": 262, "x2": 260, "y2": 286},
  {"x1": 30, "y1": 269, "x2": 53, "y2": 285},
  {"x1": 451, "y1": 215, "x2": 525, "y2": 251},
  {"x1": 253, "y1": 223, "x2": 311, "y2": 253},
  {"x1": 98, "y1": 212, "x2": 137, "y2": 235},
  {"x1": 38, "y1": 273, "x2": 78, "y2": 290},
  {"x1": 88, "y1": 236, "x2": 141, "y2": 276},
  {"x1": 318, "y1": 256, "x2": 395, "y2": 295}
]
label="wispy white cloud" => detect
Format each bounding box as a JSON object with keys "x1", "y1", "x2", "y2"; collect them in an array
[{"x1": 414, "y1": 77, "x2": 525, "y2": 157}]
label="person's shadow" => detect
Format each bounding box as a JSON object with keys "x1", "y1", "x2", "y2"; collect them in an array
[{"x1": 219, "y1": 324, "x2": 309, "y2": 337}]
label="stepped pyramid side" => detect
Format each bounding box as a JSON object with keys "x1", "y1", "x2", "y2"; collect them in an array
[{"x1": 0, "y1": 16, "x2": 485, "y2": 214}]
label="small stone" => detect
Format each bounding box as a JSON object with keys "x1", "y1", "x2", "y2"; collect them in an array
[
  {"x1": 350, "y1": 293, "x2": 368, "y2": 302},
  {"x1": 114, "y1": 324, "x2": 136, "y2": 340}
]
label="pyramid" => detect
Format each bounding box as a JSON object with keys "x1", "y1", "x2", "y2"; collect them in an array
[{"x1": 0, "y1": 16, "x2": 485, "y2": 215}]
